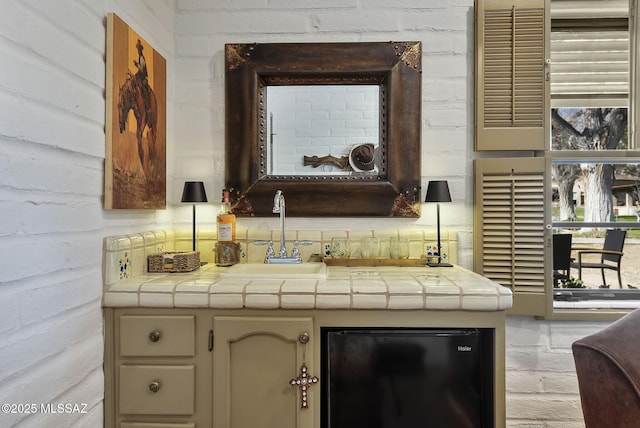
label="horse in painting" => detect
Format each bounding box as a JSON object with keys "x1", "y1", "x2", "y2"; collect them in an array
[{"x1": 118, "y1": 71, "x2": 158, "y2": 178}]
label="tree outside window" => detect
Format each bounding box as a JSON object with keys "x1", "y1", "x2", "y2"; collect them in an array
[{"x1": 551, "y1": 107, "x2": 633, "y2": 223}]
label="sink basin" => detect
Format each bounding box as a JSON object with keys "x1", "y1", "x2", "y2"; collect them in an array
[{"x1": 220, "y1": 263, "x2": 328, "y2": 279}]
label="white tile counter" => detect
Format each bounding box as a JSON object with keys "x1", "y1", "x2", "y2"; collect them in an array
[{"x1": 103, "y1": 264, "x2": 513, "y2": 311}]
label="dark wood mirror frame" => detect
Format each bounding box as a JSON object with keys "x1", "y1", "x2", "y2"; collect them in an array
[{"x1": 225, "y1": 41, "x2": 421, "y2": 217}]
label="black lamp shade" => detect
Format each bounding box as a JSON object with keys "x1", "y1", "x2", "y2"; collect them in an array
[
  {"x1": 425, "y1": 180, "x2": 451, "y2": 203},
  {"x1": 181, "y1": 181, "x2": 208, "y2": 203}
]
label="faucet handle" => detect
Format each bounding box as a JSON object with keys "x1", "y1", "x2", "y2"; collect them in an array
[
  {"x1": 266, "y1": 242, "x2": 276, "y2": 258},
  {"x1": 291, "y1": 240, "x2": 313, "y2": 258},
  {"x1": 255, "y1": 240, "x2": 276, "y2": 262}
]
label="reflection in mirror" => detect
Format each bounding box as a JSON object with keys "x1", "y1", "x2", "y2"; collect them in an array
[{"x1": 266, "y1": 85, "x2": 380, "y2": 176}]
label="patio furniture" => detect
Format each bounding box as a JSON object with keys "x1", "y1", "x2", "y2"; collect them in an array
[
  {"x1": 553, "y1": 233, "x2": 572, "y2": 287},
  {"x1": 570, "y1": 229, "x2": 626, "y2": 288},
  {"x1": 572, "y1": 308, "x2": 640, "y2": 427}
]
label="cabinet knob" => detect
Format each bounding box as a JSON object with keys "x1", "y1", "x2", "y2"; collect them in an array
[
  {"x1": 148, "y1": 381, "x2": 160, "y2": 393},
  {"x1": 298, "y1": 332, "x2": 309, "y2": 344},
  {"x1": 149, "y1": 330, "x2": 161, "y2": 342}
]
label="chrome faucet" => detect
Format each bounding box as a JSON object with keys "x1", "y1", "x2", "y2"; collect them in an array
[
  {"x1": 273, "y1": 190, "x2": 288, "y2": 258},
  {"x1": 256, "y1": 190, "x2": 312, "y2": 264}
]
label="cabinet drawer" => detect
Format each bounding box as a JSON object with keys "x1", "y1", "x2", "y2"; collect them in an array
[
  {"x1": 120, "y1": 315, "x2": 195, "y2": 357},
  {"x1": 119, "y1": 365, "x2": 195, "y2": 415},
  {"x1": 121, "y1": 423, "x2": 195, "y2": 428}
]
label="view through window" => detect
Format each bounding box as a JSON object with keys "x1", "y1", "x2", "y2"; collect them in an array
[{"x1": 550, "y1": 1, "x2": 639, "y2": 301}]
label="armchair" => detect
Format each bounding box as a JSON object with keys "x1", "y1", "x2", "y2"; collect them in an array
[
  {"x1": 572, "y1": 308, "x2": 640, "y2": 427},
  {"x1": 570, "y1": 229, "x2": 626, "y2": 288}
]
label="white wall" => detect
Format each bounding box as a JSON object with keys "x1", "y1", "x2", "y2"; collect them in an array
[
  {"x1": 0, "y1": 0, "x2": 615, "y2": 427},
  {"x1": 0, "y1": 1, "x2": 176, "y2": 427},
  {"x1": 506, "y1": 317, "x2": 612, "y2": 427}
]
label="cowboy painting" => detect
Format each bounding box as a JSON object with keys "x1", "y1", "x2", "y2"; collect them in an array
[{"x1": 105, "y1": 13, "x2": 166, "y2": 209}]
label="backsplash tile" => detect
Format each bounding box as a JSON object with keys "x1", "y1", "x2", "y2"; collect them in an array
[{"x1": 103, "y1": 228, "x2": 458, "y2": 288}]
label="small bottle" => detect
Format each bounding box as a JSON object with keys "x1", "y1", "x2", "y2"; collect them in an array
[{"x1": 217, "y1": 189, "x2": 236, "y2": 242}]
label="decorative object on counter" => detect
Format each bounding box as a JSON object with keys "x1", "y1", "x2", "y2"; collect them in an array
[
  {"x1": 389, "y1": 236, "x2": 409, "y2": 259},
  {"x1": 105, "y1": 13, "x2": 167, "y2": 210},
  {"x1": 330, "y1": 238, "x2": 351, "y2": 259},
  {"x1": 425, "y1": 180, "x2": 453, "y2": 267},
  {"x1": 215, "y1": 242, "x2": 241, "y2": 267},
  {"x1": 181, "y1": 181, "x2": 208, "y2": 252},
  {"x1": 148, "y1": 251, "x2": 200, "y2": 273},
  {"x1": 217, "y1": 188, "x2": 236, "y2": 242},
  {"x1": 360, "y1": 237, "x2": 380, "y2": 258}
]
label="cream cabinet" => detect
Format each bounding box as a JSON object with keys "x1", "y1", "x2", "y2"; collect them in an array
[
  {"x1": 103, "y1": 309, "x2": 212, "y2": 428},
  {"x1": 104, "y1": 310, "x2": 316, "y2": 428},
  {"x1": 212, "y1": 316, "x2": 315, "y2": 428},
  {"x1": 104, "y1": 308, "x2": 506, "y2": 428}
]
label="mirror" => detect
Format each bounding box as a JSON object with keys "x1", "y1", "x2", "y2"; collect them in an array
[
  {"x1": 266, "y1": 85, "x2": 380, "y2": 176},
  {"x1": 225, "y1": 42, "x2": 421, "y2": 217}
]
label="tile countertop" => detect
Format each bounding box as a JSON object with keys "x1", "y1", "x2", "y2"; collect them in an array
[{"x1": 103, "y1": 264, "x2": 513, "y2": 312}]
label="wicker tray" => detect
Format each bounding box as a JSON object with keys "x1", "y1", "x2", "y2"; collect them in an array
[{"x1": 148, "y1": 251, "x2": 201, "y2": 273}]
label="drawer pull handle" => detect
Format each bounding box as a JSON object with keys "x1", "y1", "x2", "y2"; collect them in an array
[
  {"x1": 148, "y1": 381, "x2": 161, "y2": 393},
  {"x1": 149, "y1": 330, "x2": 161, "y2": 342}
]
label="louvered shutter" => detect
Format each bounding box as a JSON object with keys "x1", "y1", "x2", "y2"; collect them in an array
[
  {"x1": 474, "y1": 157, "x2": 549, "y2": 316},
  {"x1": 476, "y1": 0, "x2": 549, "y2": 150}
]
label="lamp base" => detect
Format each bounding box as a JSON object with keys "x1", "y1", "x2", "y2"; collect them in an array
[{"x1": 427, "y1": 261, "x2": 453, "y2": 267}]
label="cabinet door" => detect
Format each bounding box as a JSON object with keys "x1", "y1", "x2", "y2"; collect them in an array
[{"x1": 213, "y1": 316, "x2": 315, "y2": 428}]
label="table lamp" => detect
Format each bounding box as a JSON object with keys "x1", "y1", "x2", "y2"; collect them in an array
[
  {"x1": 181, "y1": 181, "x2": 208, "y2": 251},
  {"x1": 425, "y1": 180, "x2": 453, "y2": 267}
]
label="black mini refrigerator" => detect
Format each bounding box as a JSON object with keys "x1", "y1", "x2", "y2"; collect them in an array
[{"x1": 321, "y1": 328, "x2": 494, "y2": 428}]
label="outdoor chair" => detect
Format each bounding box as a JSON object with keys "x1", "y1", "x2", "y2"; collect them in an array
[
  {"x1": 570, "y1": 229, "x2": 626, "y2": 288},
  {"x1": 553, "y1": 233, "x2": 572, "y2": 287}
]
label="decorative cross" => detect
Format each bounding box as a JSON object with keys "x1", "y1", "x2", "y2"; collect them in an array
[{"x1": 289, "y1": 363, "x2": 318, "y2": 409}]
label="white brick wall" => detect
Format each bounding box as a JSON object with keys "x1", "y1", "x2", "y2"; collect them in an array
[
  {"x1": 0, "y1": 0, "x2": 620, "y2": 427},
  {"x1": 505, "y1": 317, "x2": 611, "y2": 427},
  {"x1": 0, "y1": 1, "x2": 176, "y2": 427}
]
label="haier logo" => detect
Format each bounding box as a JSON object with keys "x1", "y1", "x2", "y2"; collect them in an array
[{"x1": 458, "y1": 345, "x2": 472, "y2": 352}]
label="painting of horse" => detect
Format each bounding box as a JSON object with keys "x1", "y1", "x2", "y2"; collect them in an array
[
  {"x1": 105, "y1": 13, "x2": 166, "y2": 209},
  {"x1": 118, "y1": 70, "x2": 158, "y2": 179}
]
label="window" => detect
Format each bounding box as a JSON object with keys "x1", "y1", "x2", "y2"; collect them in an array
[
  {"x1": 474, "y1": 0, "x2": 640, "y2": 317},
  {"x1": 551, "y1": 158, "x2": 640, "y2": 303},
  {"x1": 550, "y1": 1, "x2": 640, "y2": 306}
]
